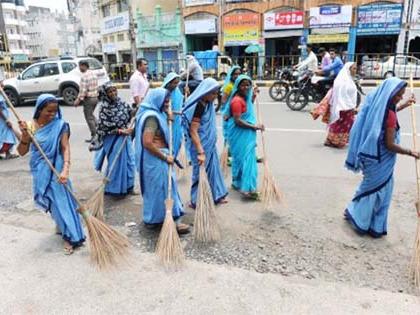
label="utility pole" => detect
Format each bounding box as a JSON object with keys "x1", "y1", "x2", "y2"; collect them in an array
[
  {"x1": 128, "y1": 2, "x2": 137, "y2": 70},
  {"x1": 403, "y1": 0, "x2": 414, "y2": 54}
]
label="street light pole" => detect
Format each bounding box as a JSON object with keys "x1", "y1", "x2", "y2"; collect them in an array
[{"x1": 128, "y1": 3, "x2": 137, "y2": 70}]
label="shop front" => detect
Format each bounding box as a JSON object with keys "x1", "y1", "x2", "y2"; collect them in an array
[
  {"x1": 263, "y1": 9, "x2": 304, "y2": 67},
  {"x1": 307, "y1": 5, "x2": 352, "y2": 55},
  {"x1": 184, "y1": 14, "x2": 218, "y2": 52},
  {"x1": 356, "y1": 3, "x2": 403, "y2": 56}
]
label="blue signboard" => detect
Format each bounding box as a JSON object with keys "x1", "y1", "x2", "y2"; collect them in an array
[{"x1": 357, "y1": 4, "x2": 403, "y2": 35}]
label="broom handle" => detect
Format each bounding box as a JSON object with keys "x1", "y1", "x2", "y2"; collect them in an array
[
  {"x1": 255, "y1": 94, "x2": 268, "y2": 159},
  {"x1": 409, "y1": 75, "x2": 420, "y2": 204},
  {"x1": 184, "y1": 58, "x2": 190, "y2": 101},
  {"x1": 167, "y1": 106, "x2": 173, "y2": 199},
  {"x1": 0, "y1": 88, "x2": 85, "y2": 210}
]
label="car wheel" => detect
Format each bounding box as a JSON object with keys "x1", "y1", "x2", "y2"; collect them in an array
[
  {"x1": 384, "y1": 71, "x2": 394, "y2": 79},
  {"x1": 4, "y1": 89, "x2": 19, "y2": 106},
  {"x1": 62, "y1": 86, "x2": 78, "y2": 105}
]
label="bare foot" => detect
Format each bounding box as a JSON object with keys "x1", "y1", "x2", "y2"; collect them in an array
[{"x1": 63, "y1": 241, "x2": 74, "y2": 255}]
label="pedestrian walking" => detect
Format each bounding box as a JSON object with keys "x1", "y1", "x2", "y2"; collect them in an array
[
  {"x1": 129, "y1": 58, "x2": 149, "y2": 107},
  {"x1": 162, "y1": 72, "x2": 183, "y2": 158},
  {"x1": 134, "y1": 88, "x2": 189, "y2": 234},
  {"x1": 0, "y1": 94, "x2": 18, "y2": 159},
  {"x1": 74, "y1": 60, "x2": 99, "y2": 143},
  {"x1": 223, "y1": 75, "x2": 264, "y2": 200},
  {"x1": 17, "y1": 94, "x2": 85, "y2": 255},
  {"x1": 311, "y1": 62, "x2": 359, "y2": 148},
  {"x1": 182, "y1": 78, "x2": 228, "y2": 208},
  {"x1": 220, "y1": 66, "x2": 242, "y2": 112},
  {"x1": 93, "y1": 82, "x2": 136, "y2": 196},
  {"x1": 344, "y1": 77, "x2": 418, "y2": 237}
]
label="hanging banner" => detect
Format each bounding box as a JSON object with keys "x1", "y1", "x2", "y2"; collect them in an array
[
  {"x1": 357, "y1": 4, "x2": 403, "y2": 35},
  {"x1": 264, "y1": 11, "x2": 304, "y2": 30},
  {"x1": 309, "y1": 5, "x2": 352, "y2": 28},
  {"x1": 223, "y1": 13, "x2": 260, "y2": 46}
]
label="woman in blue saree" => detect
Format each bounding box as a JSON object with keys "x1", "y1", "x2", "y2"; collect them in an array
[
  {"x1": 345, "y1": 77, "x2": 417, "y2": 237},
  {"x1": 0, "y1": 95, "x2": 18, "y2": 159},
  {"x1": 134, "y1": 88, "x2": 189, "y2": 234},
  {"x1": 223, "y1": 75, "x2": 264, "y2": 200},
  {"x1": 182, "y1": 78, "x2": 228, "y2": 208},
  {"x1": 94, "y1": 82, "x2": 136, "y2": 196},
  {"x1": 17, "y1": 94, "x2": 85, "y2": 254},
  {"x1": 162, "y1": 72, "x2": 183, "y2": 158}
]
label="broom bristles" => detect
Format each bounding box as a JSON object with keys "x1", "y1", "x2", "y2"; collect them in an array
[
  {"x1": 194, "y1": 167, "x2": 220, "y2": 244},
  {"x1": 220, "y1": 144, "x2": 229, "y2": 178},
  {"x1": 176, "y1": 142, "x2": 188, "y2": 179},
  {"x1": 86, "y1": 185, "x2": 105, "y2": 220},
  {"x1": 155, "y1": 199, "x2": 185, "y2": 268},
  {"x1": 410, "y1": 208, "x2": 420, "y2": 291},
  {"x1": 261, "y1": 163, "x2": 282, "y2": 210},
  {"x1": 80, "y1": 210, "x2": 130, "y2": 269}
]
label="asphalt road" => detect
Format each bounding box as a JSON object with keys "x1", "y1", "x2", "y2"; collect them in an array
[{"x1": 2, "y1": 87, "x2": 420, "y2": 297}]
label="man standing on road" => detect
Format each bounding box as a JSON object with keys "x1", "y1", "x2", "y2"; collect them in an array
[
  {"x1": 74, "y1": 60, "x2": 98, "y2": 143},
  {"x1": 129, "y1": 58, "x2": 149, "y2": 107},
  {"x1": 294, "y1": 44, "x2": 318, "y2": 73}
]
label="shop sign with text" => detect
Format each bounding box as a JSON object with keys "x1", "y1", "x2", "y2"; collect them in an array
[
  {"x1": 101, "y1": 12, "x2": 129, "y2": 35},
  {"x1": 223, "y1": 13, "x2": 260, "y2": 46},
  {"x1": 184, "y1": 0, "x2": 214, "y2": 6},
  {"x1": 357, "y1": 4, "x2": 403, "y2": 35},
  {"x1": 264, "y1": 11, "x2": 304, "y2": 30},
  {"x1": 308, "y1": 33, "x2": 349, "y2": 44},
  {"x1": 309, "y1": 5, "x2": 352, "y2": 28}
]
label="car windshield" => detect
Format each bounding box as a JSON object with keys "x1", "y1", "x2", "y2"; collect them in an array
[{"x1": 87, "y1": 59, "x2": 103, "y2": 70}]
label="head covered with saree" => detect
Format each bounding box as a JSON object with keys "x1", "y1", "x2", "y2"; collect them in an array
[
  {"x1": 345, "y1": 77, "x2": 407, "y2": 172},
  {"x1": 222, "y1": 65, "x2": 241, "y2": 89},
  {"x1": 223, "y1": 74, "x2": 256, "y2": 124},
  {"x1": 162, "y1": 72, "x2": 180, "y2": 90},
  {"x1": 33, "y1": 94, "x2": 61, "y2": 120},
  {"x1": 330, "y1": 62, "x2": 357, "y2": 124}
]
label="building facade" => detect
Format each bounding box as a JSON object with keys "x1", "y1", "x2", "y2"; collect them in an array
[
  {"x1": 1, "y1": 0, "x2": 29, "y2": 62},
  {"x1": 67, "y1": 0, "x2": 102, "y2": 58}
]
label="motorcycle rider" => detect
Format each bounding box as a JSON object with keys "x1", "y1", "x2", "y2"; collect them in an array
[
  {"x1": 179, "y1": 55, "x2": 204, "y2": 96},
  {"x1": 314, "y1": 48, "x2": 344, "y2": 93},
  {"x1": 318, "y1": 47, "x2": 331, "y2": 68},
  {"x1": 293, "y1": 44, "x2": 318, "y2": 73}
]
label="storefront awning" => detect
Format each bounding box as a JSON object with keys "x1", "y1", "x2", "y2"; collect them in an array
[{"x1": 263, "y1": 30, "x2": 303, "y2": 39}]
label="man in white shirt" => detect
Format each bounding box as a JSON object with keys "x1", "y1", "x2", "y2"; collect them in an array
[
  {"x1": 294, "y1": 44, "x2": 318, "y2": 72},
  {"x1": 129, "y1": 58, "x2": 149, "y2": 106},
  {"x1": 179, "y1": 55, "x2": 204, "y2": 95}
]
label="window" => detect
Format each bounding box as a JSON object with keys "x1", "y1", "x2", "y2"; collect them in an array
[
  {"x1": 117, "y1": 34, "x2": 124, "y2": 41},
  {"x1": 102, "y1": 4, "x2": 111, "y2": 17},
  {"x1": 109, "y1": 35, "x2": 115, "y2": 42},
  {"x1": 61, "y1": 62, "x2": 77, "y2": 73},
  {"x1": 43, "y1": 63, "x2": 59, "y2": 76},
  {"x1": 117, "y1": 0, "x2": 128, "y2": 12},
  {"x1": 103, "y1": 36, "x2": 108, "y2": 43},
  {"x1": 22, "y1": 65, "x2": 43, "y2": 80}
]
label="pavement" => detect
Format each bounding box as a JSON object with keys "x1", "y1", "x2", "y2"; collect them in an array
[
  {"x1": 2, "y1": 87, "x2": 420, "y2": 314},
  {"x1": 0, "y1": 223, "x2": 418, "y2": 314}
]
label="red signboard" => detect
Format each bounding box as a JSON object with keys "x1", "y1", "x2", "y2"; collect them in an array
[{"x1": 264, "y1": 11, "x2": 304, "y2": 30}]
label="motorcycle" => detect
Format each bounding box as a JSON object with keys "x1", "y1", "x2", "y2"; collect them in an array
[
  {"x1": 268, "y1": 68, "x2": 298, "y2": 102},
  {"x1": 285, "y1": 71, "x2": 334, "y2": 111}
]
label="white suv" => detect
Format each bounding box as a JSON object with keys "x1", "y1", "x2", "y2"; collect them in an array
[{"x1": 3, "y1": 56, "x2": 110, "y2": 106}]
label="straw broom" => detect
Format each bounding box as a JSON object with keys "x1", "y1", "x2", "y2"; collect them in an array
[
  {"x1": 1, "y1": 89, "x2": 129, "y2": 269},
  {"x1": 408, "y1": 75, "x2": 420, "y2": 290},
  {"x1": 255, "y1": 94, "x2": 282, "y2": 210},
  {"x1": 155, "y1": 105, "x2": 185, "y2": 267},
  {"x1": 194, "y1": 166, "x2": 221, "y2": 244},
  {"x1": 220, "y1": 143, "x2": 229, "y2": 177}
]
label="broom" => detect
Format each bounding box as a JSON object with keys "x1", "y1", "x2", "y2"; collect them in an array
[
  {"x1": 220, "y1": 142, "x2": 229, "y2": 177},
  {"x1": 194, "y1": 166, "x2": 221, "y2": 244},
  {"x1": 155, "y1": 105, "x2": 185, "y2": 267},
  {"x1": 255, "y1": 94, "x2": 282, "y2": 210},
  {"x1": 1, "y1": 89, "x2": 130, "y2": 269},
  {"x1": 409, "y1": 75, "x2": 420, "y2": 290}
]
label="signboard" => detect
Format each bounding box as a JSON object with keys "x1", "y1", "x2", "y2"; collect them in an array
[
  {"x1": 102, "y1": 43, "x2": 117, "y2": 54},
  {"x1": 357, "y1": 4, "x2": 403, "y2": 35},
  {"x1": 309, "y1": 5, "x2": 352, "y2": 28},
  {"x1": 308, "y1": 33, "x2": 349, "y2": 44},
  {"x1": 101, "y1": 11, "x2": 129, "y2": 35},
  {"x1": 264, "y1": 11, "x2": 304, "y2": 30},
  {"x1": 184, "y1": 0, "x2": 214, "y2": 6},
  {"x1": 185, "y1": 19, "x2": 217, "y2": 34},
  {"x1": 223, "y1": 13, "x2": 260, "y2": 46}
]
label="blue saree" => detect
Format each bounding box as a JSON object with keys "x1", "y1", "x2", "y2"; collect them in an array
[
  {"x1": 30, "y1": 94, "x2": 85, "y2": 246},
  {"x1": 182, "y1": 78, "x2": 228, "y2": 207},
  {"x1": 162, "y1": 72, "x2": 183, "y2": 158},
  {"x1": 223, "y1": 75, "x2": 258, "y2": 193},
  {"x1": 221, "y1": 66, "x2": 241, "y2": 140},
  {"x1": 0, "y1": 96, "x2": 17, "y2": 151},
  {"x1": 344, "y1": 77, "x2": 407, "y2": 237},
  {"x1": 134, "y1": 88, "x2": 184, "y2": 224},
  {"x1": 94, "y1": 94, "x2": 135, "y2": 196}
]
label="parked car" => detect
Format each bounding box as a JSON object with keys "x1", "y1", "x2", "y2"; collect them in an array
[
  {"x1": 361, "y1": 55, "x2": 420, "y2": 79},
  {"x1": 3, "y1": 56, "x2": 109, "y2": 106}
]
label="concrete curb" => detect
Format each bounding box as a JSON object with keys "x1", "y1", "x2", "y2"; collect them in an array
[{"x1": 114, "y1": 80, "x2": 420, "y2": 89}]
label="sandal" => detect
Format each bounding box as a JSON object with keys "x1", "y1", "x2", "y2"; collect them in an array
[
  {"x1": 217, "y1": 198, "x2": 228, "y2": 205},
  {"x1": 63, "y1": 244, "x2": 74, "y2": 255},
  {"x1": 176, "y1": 223, "x2": 190, "y2": 235},
  {"x1": 242, "y1": 192, "x2": 261, "y2": 201}
]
